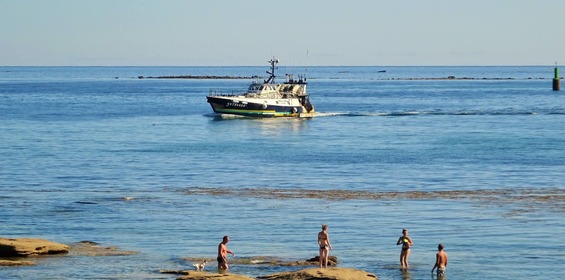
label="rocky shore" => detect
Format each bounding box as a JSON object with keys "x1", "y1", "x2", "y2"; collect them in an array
[
  {"x1": 0, "y1": 238, "x2": 137, "y2": 266},
  {"x1": 162, "y1": 267, "x2": 377, "y2": 280},
  {"x1": 2, "y1": 237, "x2": 377, "y2": 279},
  {"x1": 257, "y1": 267, "x2": 377, "y2": 280}
]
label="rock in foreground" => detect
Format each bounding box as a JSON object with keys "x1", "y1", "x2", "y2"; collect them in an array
[
  {"x1": 172, "y1": 271, "x2": 254, "y2": 280},
  {"x1": 257, "y1": 267, "x2": 377, "y2": 280},
  {"x1": 164, "y1": 267, "x2": 378, "y2": 280},
  {"x1": 0, "y1": 259, "x2": 36, "y2": 266},
  {"x1": 0, "y1": 237, "x2": 70, "y2": 257}
]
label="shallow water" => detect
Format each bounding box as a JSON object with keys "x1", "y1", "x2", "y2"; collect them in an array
[{"x1": 1, "y1": 66, "x2": 564, "y2": 279}]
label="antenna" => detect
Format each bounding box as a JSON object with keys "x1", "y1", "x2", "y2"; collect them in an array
[{"x1": 264, "y1": 57, "x2": 278, "y2": 84}]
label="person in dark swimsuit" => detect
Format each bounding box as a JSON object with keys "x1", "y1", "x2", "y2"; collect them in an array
[
  {"x1": 396, "y1": 228, "x2": 413, "y2": 268},
  {"x1": 217, "y1": 235, "x2": 235, "y2": 270},
  {"x1": 317, "y1": 224, "x2": 333, "y2": 268}
]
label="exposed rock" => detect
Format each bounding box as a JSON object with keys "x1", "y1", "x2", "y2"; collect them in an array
[
  {"x1": 0, "y1": 237, "x2": 70, "y2": 257},
  {"x1": 160, "y1": 270, "x2": 254, "y2": 280},
  {"x1": 0, "y1": 259, "x2": 36, "y2": 266},
  {"x1": 257, "y1": 267, "x2": 377, "y2": 280},
  {"x1": 163, "y1": 268, "x2": 377, "y2": 280},
  {"x1": 160, "y1": 269, "x2": 190, "y2": 275},
  {"x1": 70, "y1": 241, "x2": 138, "y2": 256},
  {"x1": 182, "y1": 256, "x2": 337, "y2": 267},
  {"x1": 304, "y1": 256, "x2": 338, "y2": 266}
]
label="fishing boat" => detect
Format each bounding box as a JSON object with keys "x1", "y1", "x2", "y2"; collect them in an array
[{"x1": 206, "y1": 58, "x2": 315, "y2": 117}]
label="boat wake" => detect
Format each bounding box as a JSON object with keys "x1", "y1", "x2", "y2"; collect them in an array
[
  {"x1": 205, "y1": 109, "x2": 564, "y2": 119},
  {"x1": 315, "y1": 109, "x2": 564, "y2": 117},
  {"x1": 204, "y1": 113, "x2": 248, "y2": 120}
]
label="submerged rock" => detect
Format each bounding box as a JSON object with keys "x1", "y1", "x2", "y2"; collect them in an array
[
  {"x1": 70, "y1": 241, "x2": 138, "y2": 256},
  {"x1": 0, "y1": 237, "x2": 70, "y2": 257},
  {"x1": 257, "y1": 267, "x2": 377, "y2": 280},
  {"x1": 182, "y1": 255, "x2": 337, "y2": 267}
]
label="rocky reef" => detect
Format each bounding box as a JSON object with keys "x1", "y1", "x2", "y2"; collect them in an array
[
  {"x1": 2, "y1": 237, "x2": 377, "y2": 279},
  {"x1": 0, "y1": 237, "x2": 137, "y2": 267},
  {"x1": 0, "y1": 237, "x2": 70, "y2": 257},
  {"x1": 163, "y1": 256, "x2": 375, "y2": 280},
  {"x1": 69, "y1": 241, "x2": 138, "y2": 256}
]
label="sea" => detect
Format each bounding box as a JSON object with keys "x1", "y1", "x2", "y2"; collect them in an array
[{"x1": 1, "y1": 66, "x2": 564, "y2": 280}]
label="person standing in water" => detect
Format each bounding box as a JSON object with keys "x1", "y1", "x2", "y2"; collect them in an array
[
  {"x1": 217, "y1": 235, "x2": 235, "y2": 270},
  {"x1": 432, "y1": 243, "x2": 448, "y2": 277},
  {"x1": 317, "y1": 224, "x2": 333, "y2": 268},
  {"x1": 396, "y1": 228, "x2": 413, "y2": 268}
]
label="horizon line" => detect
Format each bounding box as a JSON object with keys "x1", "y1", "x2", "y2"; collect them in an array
[{"x1": 1, "y1": 64, "x2": 559, "y2": 67}]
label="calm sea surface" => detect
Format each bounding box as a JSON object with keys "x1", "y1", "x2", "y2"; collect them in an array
[{"x1": 1, "y1": 66, "x2": 564, "y2": 279}]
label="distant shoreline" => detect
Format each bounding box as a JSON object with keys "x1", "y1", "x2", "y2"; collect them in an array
[
  {"x1": 135, "y1": 75, "x2": 559, "y2": 80},
  {"x1": 137, "y1": 75, "x2": 260, "y2": 79}
]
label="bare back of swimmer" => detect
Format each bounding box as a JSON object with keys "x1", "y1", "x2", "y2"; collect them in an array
[{"x1": 317, "y1": 224, "x2": 333, "y2": 268}]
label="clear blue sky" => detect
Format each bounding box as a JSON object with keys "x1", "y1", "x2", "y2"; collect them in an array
[{"x1": 1, "y1": 0, "x2": 564, "y2": 66}]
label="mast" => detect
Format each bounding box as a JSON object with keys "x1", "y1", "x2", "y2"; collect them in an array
[{"x1": 265, "y1": 57, "x2": 278, "y2": 84}]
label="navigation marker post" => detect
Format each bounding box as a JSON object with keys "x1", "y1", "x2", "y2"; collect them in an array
[{"x1": 553, "y1": 62, "x2": 560, "y2": 91}]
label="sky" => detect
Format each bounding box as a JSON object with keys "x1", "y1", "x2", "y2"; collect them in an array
[{"x1": 1, "y1": 0, "x2": 564, "y2": 66}]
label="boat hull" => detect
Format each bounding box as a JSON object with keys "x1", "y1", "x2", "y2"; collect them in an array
[{"x1": 207, "y1": 96, "x2": 314, "y2": 118}]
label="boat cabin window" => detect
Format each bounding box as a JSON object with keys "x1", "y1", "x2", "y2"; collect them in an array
[
  {"x1": 258, "y1": 85, "x2": 274, "y2": 91},
  {"x1": 249, "y1": 84, "x2": 276, "y2": 93}
]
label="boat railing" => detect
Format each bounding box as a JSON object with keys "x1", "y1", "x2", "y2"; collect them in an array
[{"x1": 208, "y1": 88, "x2": 240, "y2": 96}]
